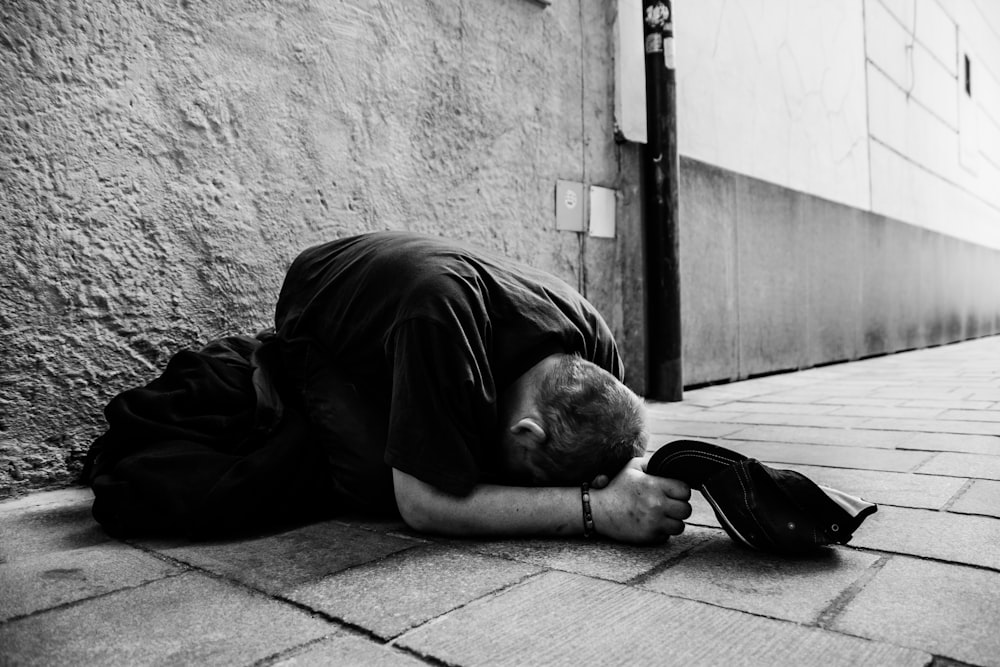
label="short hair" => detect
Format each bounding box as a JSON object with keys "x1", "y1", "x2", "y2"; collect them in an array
[{"x1": 531, "y1": 355, "x2": 647, "y2": 485}]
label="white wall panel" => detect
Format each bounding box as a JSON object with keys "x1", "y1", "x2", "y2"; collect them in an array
[
  {"x1": 866, "y1": 0, "x2": 957, "y2": 127},
  {"x1": 867, "y1": 64, "x2": 959, "y2": 182},
  {"x1": 877, "y1": 0, "x2": 915, "y2": 32},
  {"x1": 866, "y1": 0, "x2": 912, "y2": 86},
  {"x1": 871, "y1": 141, "x2": 1000, "y2": 249},
  {"x1": 979, "y1": 107, "x2": 1000, "y2": 170},
  {"x1": 677, "y1": 0, "x2": 1000, "y2": 248},
  {"x1": 675, "y1": 0, "x2": 870, "y2": 210},
  {"x1": 913, "y1": 0, "x2": 957, "y2": 73}
]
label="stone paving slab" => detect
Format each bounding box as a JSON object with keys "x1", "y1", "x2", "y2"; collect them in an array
[
  {"x1": 0, "y1": 543, "x2": 182, "y2": 622},
  {"x1": 830, "y1": 555, "x2": 1000, "y2": 667},
  {"x1": 916, "y1": 451, "x2": 1000, "y2": 480},
  {"x1": 395, "y1": 570, "x2": 929, "y2": 667},
  {"x1": 828, "y1": 405, "x2": 946, "y2": 419},
  {"x1": 646, "y1": 419, "x2": 746, "y2": 439},
  {"x1": 713, "y1": 441, "x2": 933, "y2": 473},
  {"x1": 720, "y1": 424, "x2": 913, "y2": 449},
  {"x1": 901, "y1": 398, "x2": 995, "y2": 410},
  {"x1": 717, "y1": 413, "x2": 871, "y2": 428},
  {"x1": 638, "y1": 539, "x2": 882, "y2": 624},
  {"x1": 653, "y1": 409, "x2": 766, "y2": 423},
  {"x1": 902, "y1": 432, "x2": 1000, "y2": 455},
  {"x1": 947, "y1": 479, "x2": 1000, "y2": 518},
  {"x1": 867, "y1": 387, "x2": 977, "y2": 400},
  {"x1": 861, "y1": 417, "x2": 1000, "y2": 436},
  {"x1": 735, "y1": 392, "x2": 858, "y2": 404},
  {"x1": 140, "y1": 520, "x2": 424, "y2": 596},
  {"x1": 269, "y1": 632, "x2": 427, "y2": 666},
  {"x1": 677, "y1": 396, "x2": 739, "y2": 408},
  {"x1": 0, "y1": 572, "x2": 333, "y2": 666},
  {"x1": 644, "y1": 402, "x2": 711, "y2": 417},
  {"x1": 453, "y1": 525, "x2": 720, "y2": 583},
  {"x1": 941, "y1": 409, "x2": 1000, "y2": 422},
  {"x1": 848, "y1": 505, "x2": 1000, "y2": 569},
  {"x1": 286, "y1": 545, "x2": 540, "y2": 639},
  {"x1": 817, "y1": 397, "x2": 908, "y2": 407},
  {"x1": 707, "y1": 401, "x2": 841, "y2": 415},
  {"x1": 0, "y1": 489, "x2": 96, "y2": 514},
  {"x1": 0, "y1": 490, "x2": 111, "y2": 562}
]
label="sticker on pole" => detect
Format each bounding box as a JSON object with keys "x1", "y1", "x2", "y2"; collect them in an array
[
  {"x1": 644, "y1": 2, "x2": 671, "y2": 55},
  {"x1": 644, "y1": 2, "x2": 670, "y2": 30}
]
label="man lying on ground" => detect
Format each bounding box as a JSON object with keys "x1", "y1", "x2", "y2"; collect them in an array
[{"x1": 85, "y1": 231, "x2": 691, "y2": 543}]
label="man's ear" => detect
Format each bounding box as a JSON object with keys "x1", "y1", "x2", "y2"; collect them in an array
[{"x1": 509, "y1": 417, "x2": 546, "y2": 445}]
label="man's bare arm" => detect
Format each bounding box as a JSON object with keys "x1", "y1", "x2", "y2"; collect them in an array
[{"x1": 392, "y1": 458, "x2": 692, "y2": 544}]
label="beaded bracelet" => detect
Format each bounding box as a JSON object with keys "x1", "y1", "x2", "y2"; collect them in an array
[{"x1": 581, "y1": 482, "x2": 595, "y2": 538}]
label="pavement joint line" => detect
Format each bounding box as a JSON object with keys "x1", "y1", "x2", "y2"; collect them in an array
[
  {"x1": 943, "y1": 507, "x2": 1000, "y2": 520},
  {"x1": 940, "y1": 478, "x2": 978, "y2": 512},
  {"x1": 896, "y1": 469, "x2": 998, "y2": 482},
  {"x1": 864, "y1": 501, "x2": 1000, "y2": 522},
  {"x1": 0, "y1": 567, "x2": 190, "y2": 627},
  {"x1": 124, "y1": 538, "x2": 418, "y2": 641},
  {"x1": 624, "y1": 528, "x2": 726, "y2": 587},
  {"x1": 244, "y1": 603, "x2": 450, "y2": 667},
  {"x1": 259, "y1": 592, "x2": 449, "y2": 665},
  {"x1": 626, "y1": 576, "x2": 923, "y2": 647},
  {"x1": 386, "y1": 569, "x2": 552, "y2": 649},
  {"x1": 387, "y1": 567, "x2": 552, "y2": 640},
  {"x1": 250, "y1": 632, "x2": 342, "y2": 667},
  {"x1": 627, "y1": 539, "x2": 1000, "y2": 650},
  {"x1": 386, "y1": 634, "x2": 462, "y2": 667},
  {"x1": 649, "y1": 528, "x2": 1000, "y2": 577},
  {"x1": 388, "y1": 643, "x2": 460, "y2": 667},
  {"x1": 814, "y1": 553, "x2": 891, "y2": 629},
  {"x1": 157, "y1": 556, "x2": 443, "y2": 663},
  {"x1": 841, "y1": 545, "x2": 1000, "y2": 575},
  {"x1": 444, "y1": 536, "x2": 713, "y2": 589}
]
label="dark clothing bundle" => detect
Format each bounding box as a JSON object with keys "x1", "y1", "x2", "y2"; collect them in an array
[
  {"x1": 83, "y1": 334, "x2": 337, "y2": 538},
  {"x1": 84, "y1": 232, "x2": 623, "y2": 537}
]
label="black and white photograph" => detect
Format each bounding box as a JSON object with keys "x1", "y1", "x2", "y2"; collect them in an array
[{"x1": 2, "y1": 0, "x2": 998, "y2": 664}]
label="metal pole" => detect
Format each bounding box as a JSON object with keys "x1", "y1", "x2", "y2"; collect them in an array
[{"x1": 642, "y1": 0, "x2": 682, "y2": 401}]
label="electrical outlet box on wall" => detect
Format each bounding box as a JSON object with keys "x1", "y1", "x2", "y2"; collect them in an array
[{"x1": 555, "y1": 180, "x2": 586, "y2": 232}]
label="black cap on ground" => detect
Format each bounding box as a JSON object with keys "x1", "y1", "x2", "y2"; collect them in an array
[{"x1": 647, "y1": 439, "x2": 878, "y2": 555}]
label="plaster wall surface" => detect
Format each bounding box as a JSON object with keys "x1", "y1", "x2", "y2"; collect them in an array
[
  {"x1": 0, "y1": 0, "x2": 642, "y2": 497},
  {"x1": 674, "y1": 0, "x2": 872, "y2": 212},
  {"x1": 865, "y1": 0, "x2": 1000, "y2": 249},
  {"x1": 675, "y1": 0, "x2": 1000, "y2": 249}
]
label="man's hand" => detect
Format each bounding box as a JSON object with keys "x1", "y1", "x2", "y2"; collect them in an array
[
  {"x1": 588, "y1": 457, "x2": 692, "y2": 544},
  {"x1": 392, "y1": 460, "x2": 690, "y2": 544}
]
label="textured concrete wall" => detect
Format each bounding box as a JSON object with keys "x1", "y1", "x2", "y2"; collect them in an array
[
  {"x1": 680, "y1": 157, "x2": 1000, "y2": 386},
  {"x1": 0, "y1": 0, "x2": 644, "y2": 498}
]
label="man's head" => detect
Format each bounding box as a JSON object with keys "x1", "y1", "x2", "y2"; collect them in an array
[{"x1": 498, "y1": 354, "x2": 647, "y2": 486}]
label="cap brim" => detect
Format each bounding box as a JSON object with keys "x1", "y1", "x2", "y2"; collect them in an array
[{"x1": 646, "y1": 439, "x2": 748, "y2": 487}]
